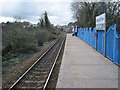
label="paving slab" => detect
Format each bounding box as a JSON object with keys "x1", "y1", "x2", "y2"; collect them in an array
[{"x1": 56, "y1": 34, "x2": 118, "y2": 88}]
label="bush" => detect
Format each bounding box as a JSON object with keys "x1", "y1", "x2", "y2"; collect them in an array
[
  {"x1": 48, "y1": 32, "x2": 56, "y2": 41},
  {"x1": 35, "y1": 30, "x2": 49, "y2": 46},
  {"x1": 8, "y1": 29, "x2": 38, "y2": 53}
]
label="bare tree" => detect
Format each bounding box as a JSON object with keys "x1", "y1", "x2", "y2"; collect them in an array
[
  {"x1": 71, "y1": 1, "x2": 120, "y2": 32},
  {"x1": 14, "y1": 16, "x2": 21, "y2": 22}
]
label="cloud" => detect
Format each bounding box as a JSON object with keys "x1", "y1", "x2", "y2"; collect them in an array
[
  {"x1": 1, "y1": 2, "x2": 39, "y2": 19},
  {"x1": 1, "y1": 0, "x2": 74, "y2": 25},
  {"x1": 0, "y1": 16, "x2": 14, "y2": 22}
]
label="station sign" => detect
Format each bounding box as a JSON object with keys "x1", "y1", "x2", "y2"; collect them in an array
[{"x1": 96, "y1": 13, "x2": 106, "y2": 30}]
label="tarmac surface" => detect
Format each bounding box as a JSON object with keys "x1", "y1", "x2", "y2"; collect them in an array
[{"x1": 56, "y1": 34, "x2": 118, "y2": 88}]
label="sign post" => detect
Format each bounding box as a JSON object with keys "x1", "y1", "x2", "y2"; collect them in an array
[{"x1": 96, "y1": 13, "x2": 106, "y2": 56}]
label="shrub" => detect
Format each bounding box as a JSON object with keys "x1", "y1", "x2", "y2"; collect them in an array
[
  {"x1": 48, "y1": 32, "x2": 56, "y2": 41},
  {"x1": 35, "y1": 30, "x2": 49, "y2": 46},
  {"x1": 8, "y1": 29, "x2": 38, "y2": 53}
]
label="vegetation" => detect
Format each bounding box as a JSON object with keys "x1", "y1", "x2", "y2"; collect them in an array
[
  {"x1": 2, "y1": 11, "x2": 61, "y2": 63},
  {"x1": 56, "y1": 60, "x2": 61, "y2": 65},
  {"x1": 71, "y1": 1, "x2": 120, "y2": 33},
  {"x1": 38, "y1": 11, "x2": 51, "y2": 28}
]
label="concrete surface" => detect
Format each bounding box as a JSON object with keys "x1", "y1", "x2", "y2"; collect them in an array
[{"x1": 56, "y1": 34, "x2": 118, "y2": 88}]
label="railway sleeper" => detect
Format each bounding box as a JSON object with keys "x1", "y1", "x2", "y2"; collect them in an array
[
  {"x1": 15, "y1": 86, "x2": 42, "y2": 89},
  {"x1": 32, "y1": 71, "x2": 48, "y2": 74},
  {"x1": 33, "y1": 68, "x2": 48, "y2": 71},
  {"x1": 23, "y1": 76, "x2": 46, "y2": 81},
  {"x1": 34, "y1": 64, "x2": 52, "y2": 68},
  {"x1": 16, "y1": 80, "x2": 45, "y2": 87},
  {"x1": 25, "y1": 75, "x2": 47, "y2": 79}
]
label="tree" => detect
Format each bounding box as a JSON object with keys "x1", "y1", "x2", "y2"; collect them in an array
[
  {"x1": 44, "y1": 11, "x2": 50, "y2": 28},
  {"x1": 38, "y1": 11, "x2": 51, "y2": 28},
  {"x1": 71, "y1": 1, "x2": 120, "y2": 32},
  {"x1": 39, "y1": 18, "x2": 44, "y2": 28},
  {"x1": 14, "y1": 16, "x2": 21, "y2": 22}
]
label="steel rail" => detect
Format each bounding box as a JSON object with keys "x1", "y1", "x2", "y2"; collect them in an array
[
  {"x1": 8, "y1": 38, "x2": 60, "y2": 90},
  {"x1": 43, "y1": 38, "x2": 65, "y2": 90}
]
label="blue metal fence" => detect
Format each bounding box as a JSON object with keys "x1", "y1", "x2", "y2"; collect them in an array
[
  {"x1": 106, "y1": 25, "x2": 115, "y2": 61},
  {"x1": 91, "y1": 27, "x2": 96, "y2": 48},
  {"x1": 77, "y1": 24, "x2": 120, "y2": 66},
  {"x1": 97, "y1": 30, "x2": 104, "y2": 55},
  {"x1": 113, "y1": 26, "x2": 120, "y2": 66}
]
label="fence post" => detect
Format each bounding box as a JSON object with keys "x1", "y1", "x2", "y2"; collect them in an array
[
  {"x1": 104, "y1": 13, "x2": 106, "y2": 56},
  {"x1": 104, "y1": 30, "x2": 106, "y2": 56},
  {"x1": 113, "y1": 25, "x2": 116, "y2": 62},
  {"x1": 96, "y1": 29, "x2": 98, "y2": 51}
]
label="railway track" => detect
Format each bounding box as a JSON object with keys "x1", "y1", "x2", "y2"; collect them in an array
[{"x1": 8, "y1": 37, "x2": 65, "y2": 90}]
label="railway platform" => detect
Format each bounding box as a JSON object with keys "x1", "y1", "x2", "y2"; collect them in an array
[{"x1": 56, "y1": 34, "x2": 118, "y2": 88}]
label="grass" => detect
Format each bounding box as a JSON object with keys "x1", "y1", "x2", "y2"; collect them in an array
[
  {"x1": 14, "y1": 60, "x2": 20, "y2": 64},
  {"x1": 56, "y1": 60, "x2": 61, "y2": 65}
]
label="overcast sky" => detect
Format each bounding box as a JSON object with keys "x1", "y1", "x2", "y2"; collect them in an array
[{"x1": 0, "y1": 0, "x2": 75, "y2": 25}]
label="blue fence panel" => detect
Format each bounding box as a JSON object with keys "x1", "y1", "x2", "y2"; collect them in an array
[
  {"x1": 83, "y1": 28, "x2": 85, "y2": 41},
  {"x1": 86, "y1": 28, "x2": 89, "y2": 44},
  {"x1": 79, "y1": 29, "x2": 82, "y2": 39},
  {"x1": 97, "y1": 30, "x2": 104, "y2": 55},
  {"x1": 91, "y1": 27, "x2": 96, "y2": 49},
  {"x1": 106, "y1": 25, "x2": 115, "y2": 61},
  {"x1": 89, "y1": 27, "x2": 93, "y2": 46},
  {"x1": 84, "y1": 28, "x2": 87, "y2": 42},
  {"x1": 85, "y1": 28, "x2": 88, "y2": 43},
  {"x1": 113, "y1": 27, "x2": 120, "y2": 66},
  {"x1": 88, "y1": 28, "x2": 91, "y2": 45},
  {"x1": 87, "y1": 28, "x2": 89, "y2": 44},
  {"x1": 77, "y1": 28, "x2": 80, "y2": 37},
  {"x1": 82, "y1": 28, "x2": 84, "y2": 39}
]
